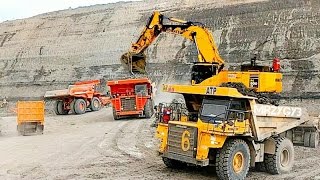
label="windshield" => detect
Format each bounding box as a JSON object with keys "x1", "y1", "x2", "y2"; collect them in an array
[
  {"x1": 200, "y1": 100, "x2": 227, "y2": 123},
  {"x1": 201, "y1": 104, "x2": 226, "y2": 117},
  {"x1": 135, "y1": 84, "x2": 147, "y2": 96},
  {"x1": 199, "y1": 98, "x2": 248, "y2": 124}
]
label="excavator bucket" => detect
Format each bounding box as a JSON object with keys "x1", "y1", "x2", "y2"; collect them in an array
[{"x1": 120, "y1": 52, "x2": 146, "y2": 74}]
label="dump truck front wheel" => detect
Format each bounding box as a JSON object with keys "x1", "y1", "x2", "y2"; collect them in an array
[
  {"x1": 215, "y1": 139, "x2": 250, "y2": 180},
  {"x1": 74, "y1": 99, "x2": 87, "y2": 114},
  {"x1": 264, "y1": 137, "x2": 294, "y2": 174},
  {"x1": 90, "y1": 97, "x2": 101, "y2": 111},
  {"x1": 304, "y1": 132, "x2": 311, "y2": 147},
  {"x1": 162, "y1": 157, "x2": 186, "y2": 169},
  {"x1": 112, "y1": 107, "x2": 119, "y2": 120},
  {"x1": 310, "y1": 132, "x2": 319, "y2": 148},
  {"x1": 54, "y1": 101, "x2": 69, "y2": 115},
  {"x1": 304, "y1": 131, "x2": 319, "y2": 148},
  {"x1": 144, "y1": 99, "x2": 153, "y2": 118}
]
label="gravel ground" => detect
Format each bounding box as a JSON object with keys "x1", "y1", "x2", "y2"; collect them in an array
[{"x1": 0, "y1": 107, "x2": 319, "y2": 180}]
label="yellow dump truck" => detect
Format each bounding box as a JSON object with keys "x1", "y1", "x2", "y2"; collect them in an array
[
  {"x1": 156, "y1": 85, "x2": 318, "y2": 180},
  {"x1": 17, "y1": 101, "x2": 45, "y2": 135}
]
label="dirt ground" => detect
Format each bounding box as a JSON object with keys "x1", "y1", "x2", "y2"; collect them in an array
[{"x1": 0, "y1": 107, "x2": 320, "y2": 180}]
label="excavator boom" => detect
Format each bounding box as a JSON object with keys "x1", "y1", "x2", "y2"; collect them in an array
[{"x1": 120, "y1": 11, "x2": 224, "y2": 74}]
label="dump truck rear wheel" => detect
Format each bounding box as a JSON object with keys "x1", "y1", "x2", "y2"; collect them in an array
[
  {"x1": 90, "y1": 97, "x2": 101, "y2": 111},
  {"x1": 70, "y1": 100, "x2": 76, "y2": 114},
  {"x1": 54, "y1": 101, "x2": 68, "y2": 115},
  {"x1": 265, "y1": 137, "x2": 294, "y2": 174},
  {"x1": 162, "y1": 157, "x2": 186, "y2": 169},
  {"x1": 304, "y1": 132, "x2": 311, "y2": 147},
  {"x1": 255, "y1": 162, "x2": 266, "y2": 172},
  {"x1": 74, "y1": 99, "x2": 86, "y2": 114},
  {"x1": 144, "y1": 99, "x2": 153, "y2": 118},
  {"x1": 54, "y1": 101, "x2": 61, "y2": 115},
  {"x1": 37, "y1": 124, "x2": 44, "y2": 134},
  {"x1": 310, "y1": 132, "x2": 319, "y2": 148},
  {"x1": 17, "y1": 125, "x2": 23, "y2": 136},
  {"x1": 215, "y1": 139, "x2": 250, "y2": 180}
]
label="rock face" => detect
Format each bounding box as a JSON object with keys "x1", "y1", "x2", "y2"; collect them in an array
[{"x1": 0, "y1": 0, "x2": 320, "y2": 113}]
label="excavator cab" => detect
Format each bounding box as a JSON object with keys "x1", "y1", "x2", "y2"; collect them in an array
[
  {"x1": 240, "y1": 55, "x2": 273, "y2": 72},
  {"x1": 191, "y1": 63, "x2": 219, "y2": 84}
]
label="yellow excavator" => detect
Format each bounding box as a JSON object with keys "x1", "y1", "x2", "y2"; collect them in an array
[
  {"x1": 121, "y1": 11, "x2": 319, "y2": 180},
  {"x1": 120, "y1": 11, "x2": 282, "y2": 104}
]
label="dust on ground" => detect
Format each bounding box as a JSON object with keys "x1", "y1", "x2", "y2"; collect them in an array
[{"x1": 0, "y1": 108, "x2": 320, "y2": 180}]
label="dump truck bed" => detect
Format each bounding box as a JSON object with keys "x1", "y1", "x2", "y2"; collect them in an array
[
  {"x1": 44, "y1": 84, "x2": 95, "y2": 99},
  {"x1": 250, "y1": 103, "x2": 309, "y2": 141},
  {"x1": 107, "y1": 78, "x2": 151, "y2": 86}
]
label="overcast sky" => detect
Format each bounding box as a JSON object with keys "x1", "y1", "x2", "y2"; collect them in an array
[{"x1": 0, "y1": 0, "x2": 139, "y2": 22}]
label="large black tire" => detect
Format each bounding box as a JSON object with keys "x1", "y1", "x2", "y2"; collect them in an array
[
  {"x1": 304, "y1": 132, "x2": 311, "y2": 147},
  {"x1": 112, "y1": 107, "x2": 119, "y2": 120},
  {"x1": 36, "y1": 124, "x2": 44, "y2": 135},
  {"x1": 255, "y1": 162, "x2": 266, "y2": 172},
  {"x1": 17, "y1": 125, "x2": 24, "y2": 136},
  {"x1": 264, "y1": 137, "x2": 294, "y2": 174},
  {"x1": 162, "y1": 157, "x2": 186, "y2": 169},
  {"x1": 54, "y1": 101, "x2": 68, "y2": 115},
  {"x1": 310, "y1": 132, "x2": 319, "y2": 148},
  {"x1": 90, "y1": 97, "x2": 101, "y2": 111},
  {"x1": 53, "y1": 101, "x2": 60, "y2": 115},
  {"x1": 144, "y1": 99, "x2": 154, "y2": 118},
  {"x1": 215, "y1": 139, "x2": 250, "y2": 180},
  {"x1": 70, "y1": 100, "x2": 76, "y2": 114},
  {"x1": 74, "y1": 99, "x2": 87, "y2": 114}
]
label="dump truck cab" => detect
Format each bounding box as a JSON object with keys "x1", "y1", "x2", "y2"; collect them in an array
[
  {"x1": 107, "y1": 78, "x2": 154, "y2": 120},
  {"x1": 156, "y1": 84, "x2": 314, "y2": 179}
]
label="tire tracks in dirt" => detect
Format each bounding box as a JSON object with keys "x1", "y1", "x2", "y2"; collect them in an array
[{"x1": 272, "y1": 155, "x2": 320, "y2": 179}]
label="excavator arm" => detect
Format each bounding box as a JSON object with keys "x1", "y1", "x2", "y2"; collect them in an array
[{"x1": 120, "y1": 11, "x2": 224, "y2": 74}]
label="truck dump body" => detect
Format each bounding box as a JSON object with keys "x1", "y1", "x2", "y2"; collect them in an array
[
  {"x1": 17, "y1": 101, "x2": 45, "y2": 135},
  {"x1": 44, "y1": 84, "x2": 97, "y2": 99},
  {"x1": 44, "y1": 89, "x2": 70, "y2": 98},
  {"x1": 107, "y1": 78, "x2": 153, "y2": 120},
  {"x1": 251, "y1": 103, "x2": 309, "y2": 141}
]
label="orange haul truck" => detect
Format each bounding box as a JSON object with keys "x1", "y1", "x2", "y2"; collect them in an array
[
  {"x1": 44, "y1": 79, "x2": 110, "y2": 115},
  {"x1": 107, "y1": 78, "x2": 154, "y2": 120}
]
